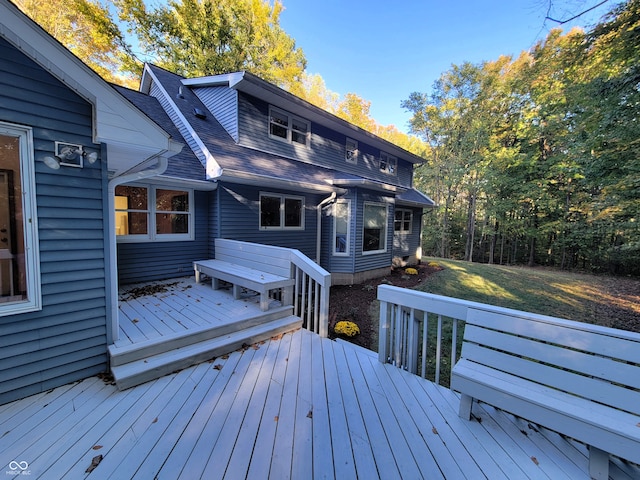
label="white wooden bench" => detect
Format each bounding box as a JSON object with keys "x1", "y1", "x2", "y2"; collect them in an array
[
  {"x1": 451, "y1": 308, "x2": 640, "y2": 480},
  {"x1": 194, "y1": 239, "x2": 295, "y2": 311}
]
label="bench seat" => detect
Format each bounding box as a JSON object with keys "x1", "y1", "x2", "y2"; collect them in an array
[
  {"x1": 451, "y1": 308, "x2": 640, "y2": 480},
  {"x1": 194, "y1": 259, "x2": 294, "y2": 311}
]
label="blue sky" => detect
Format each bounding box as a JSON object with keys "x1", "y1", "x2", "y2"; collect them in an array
[{"x1": 279, "y1": 0, "x2": 618, "y2": 133}]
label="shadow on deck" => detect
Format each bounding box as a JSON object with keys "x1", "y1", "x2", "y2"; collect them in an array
[{"x1": 2, "y1": 328, "x2": 639, "y2": 479}]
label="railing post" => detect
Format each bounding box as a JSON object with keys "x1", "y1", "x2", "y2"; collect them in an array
[{"x1": 378, "y1": 300, "x2": 389, "y2": 364}]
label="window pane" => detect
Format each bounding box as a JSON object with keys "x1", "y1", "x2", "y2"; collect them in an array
[
  {"x1": 291, "y1": 130, "x2": 307, "y2": 145},
  {"x1": 0, "y1": 135, "x2": 26, "y2": 302},
  {"x1": 156, "y1": 213, "x2": 188, "y2": 234},
  {"x1": 284, "y1": 198, "x2": 302, "y2": 227},
  {"x1": 261, "y1": 195, "x2": 281, "y2": 227},
  {"x1": 363, "y1": 204, "x2": 387, "y2": 252},
  {"x1": 156, "y1": 189, "x2": 188, "y2": 212},
  {"x1": 291, "y1": 118, "x2": 308, "y2": 145},
  {"x1": 123, "y1": 212, "x2": 148, "y2": 235},
  {"x1": 115, "y1": 185, "x2": 147, "y2": 210},
  {"x1": 270, "y1": 110, "x2": 288, "y2": 139},
  {"x1": 335, "y1": 202, "x2": 349, "y2": 253}
]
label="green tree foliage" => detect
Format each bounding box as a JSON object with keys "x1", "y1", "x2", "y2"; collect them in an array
[
  {"x1": 405, "y1": 0, "x2": 640, "y2": 275},
  {"x1": 15, "y1": 0, "x2": 136, "y2": 86},
  {"x1": 115, "y1": 0, "x2": 306, "y2": 88}
]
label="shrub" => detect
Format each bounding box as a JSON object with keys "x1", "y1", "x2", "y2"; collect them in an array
[{"x1": 334, "y1": 320, "x2": 360, "y2": 337}]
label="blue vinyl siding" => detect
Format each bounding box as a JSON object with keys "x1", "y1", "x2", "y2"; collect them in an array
[
  {"x1": 217, "y1": 183, "x2": 320, "y2": 259},
  {"x1": 117, "y1": 190, "x2": 211, "y2": 284},
  {"x1": 193, "y1": 86, "x2": 239, "y2": 142},
  {"x1": 236, "y1": 93, "x2": 414, "y2": 187},
  {"x1": 0, "y1": 38, "x2": 108, "y2": 405}
]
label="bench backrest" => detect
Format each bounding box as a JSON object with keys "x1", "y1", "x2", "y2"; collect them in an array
[
  {"x1": 461, "y1": 308, "x2": 640, "y2": 416},
  {"x1": 214, "y1": 238, "x2": 292, "y2": 279}
]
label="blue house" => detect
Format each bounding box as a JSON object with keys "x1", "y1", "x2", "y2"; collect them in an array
[
  {"x1": 116, "y1": 65, "x2": 435, "y2": 286},
  {"x1": 0, "y1": 0, "x2": 182, "y2": 404},
  {"x1": 0, "y1": 0, "x2": 433, "y2": 403}
]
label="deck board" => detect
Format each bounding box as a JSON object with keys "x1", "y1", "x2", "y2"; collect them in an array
[{"x1": 2, "y1": 328, "x2": 638, "y2": 479}]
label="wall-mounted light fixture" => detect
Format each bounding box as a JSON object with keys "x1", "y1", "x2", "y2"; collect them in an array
[{"x1": 43, "y1": 142, "x2": 98, "y2": 170}]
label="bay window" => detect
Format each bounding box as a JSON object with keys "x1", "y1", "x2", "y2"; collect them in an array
[{"x1": 363, "y1": 202, "x2": 388, "y2": 254}]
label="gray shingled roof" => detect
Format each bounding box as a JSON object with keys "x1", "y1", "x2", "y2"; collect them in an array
[
  {"x1": 114, "y1": 85, "x2": 206, "y2": 182},
  {"x1": 133, "y1": 65, "x2": 434, "y2": 206}
]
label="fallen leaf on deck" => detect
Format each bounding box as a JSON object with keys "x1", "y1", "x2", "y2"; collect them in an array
[
  {"x1": 221, "y1": 354, "x2": 229, "y2": 360},
  {"x1": 271, "y1": 333, "x2": 284, "y2": 341},
  {"x1": 214, "y1": 364, "x2": 223, "y2": 370},
  {"x1": 520, "y1": 429, "x2": 528, "y2": 436},
  {"x1": 432, "y1": 427, "x2": 438, "y2": 435},
  {"x1": 637, "y1": 422, "x2": 640, "y2": 427},
  {"x1": 307, "y1": 410, "x2": 313, "y2": 419},
  {"x1": 252, "y1": 344, "x2": 260, "y2": 350},
  {"x1": 92, "y1": 445, "x2": 103, "y2": 450},
  {"x1": 274, "y1": 416, "x2": 279, "y2": 422},
  {"x1": 85, "y1": 454, "x2": 103, "y2": 473},
  {"x1": 132, "y1": 319, "x2": 139, "y2": 324},
  {"x1": 531, "y1": 456, "x2": 539, "y2": 466},
  {"x1": 152, "y1": 417, "x2": 158, "y2": 424}
]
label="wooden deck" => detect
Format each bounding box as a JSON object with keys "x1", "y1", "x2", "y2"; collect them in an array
[
  {"x1": 3, "y1": 328, "x2": 639, "y2": 479},
  {"x1": 114, "y1": 277, "x2": 283, "y2": 349}
]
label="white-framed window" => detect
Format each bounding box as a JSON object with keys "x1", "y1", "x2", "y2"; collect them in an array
[
  {"x1": 260, "y1": 192, "x2": 305, "y2": 230},
  {"x1": 362, "y1": 202, "x2": 388, "y2": 254},
  {"x1": 0, "y1": 122, "x2": 41, "y2": 316},
  {"x1": 269, "y1": 106, "x2": 310, "y2": 146},
  {"x1": 345, "y1": 138, "x2": 358, "y2": 164},
  {"x1": 380, "y1": 152, "x2": 397, "y2": 175},
  {"x1": 115, "y1": 185, "x2": 194, "y2": 242},
  {"x1": 333, "y1": 200, "x2": 350, "y2": 256},
  {"x1": 394, "y1": 209, "x2": 413, "y2": 234}
]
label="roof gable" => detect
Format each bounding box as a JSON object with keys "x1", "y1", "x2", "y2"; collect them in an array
[{"x1": 0, "y1": 0, "x2": 180, "y2": 175}]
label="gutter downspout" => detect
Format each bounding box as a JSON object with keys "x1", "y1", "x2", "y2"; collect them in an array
[
  {"x1": 316, "y1": 192, "x2": 337, "y2": 264},
  {"x1": 107, "y1": 154, "x2": 169, "y2": 342}
]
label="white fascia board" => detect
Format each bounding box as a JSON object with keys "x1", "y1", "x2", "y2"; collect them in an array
[
  {"x1": 330, "y1": 178, "x2": 404, "y2": 194},
  {"x1": 144, "y1": 65, "x2": 223, "y2": 180},
  {"x1": 0, "y1": 0, "x2": 174, "y2": 166}
]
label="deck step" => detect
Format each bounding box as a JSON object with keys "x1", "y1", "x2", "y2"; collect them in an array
[
  {"x1": 109, "y1": 305, "x2": 293, "y2": 367},
  {"x1": 111, "y1": 315, "x2": 302, "y2": 390}
]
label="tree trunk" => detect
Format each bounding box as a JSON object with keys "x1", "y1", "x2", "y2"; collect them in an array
[{"x1": 465, "y1": 193, "x2": 476, "y2": 262}]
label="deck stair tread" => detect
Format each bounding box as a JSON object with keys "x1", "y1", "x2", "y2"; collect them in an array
[
  {"x1": 111, "y1": 314, "x2": 301, "y2": 390},
  {"x1": 109, "y1": 305, "x2": 293, "y2": 366}
]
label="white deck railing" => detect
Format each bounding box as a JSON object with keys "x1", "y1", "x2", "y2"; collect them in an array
[
  {"x1": 378, "y1": 284, "x2": 488, "y2": 386},
  {"x1": 289, "y1": 249, "x2": 331, "y2": 338}
]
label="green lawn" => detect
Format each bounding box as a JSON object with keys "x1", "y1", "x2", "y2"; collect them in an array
[
  {"x1": 418, "y1": 257, "x2": 640, "y2": 329},
  {"x1": 411, "y1": 258, "x2": 640, "y2": 386}
]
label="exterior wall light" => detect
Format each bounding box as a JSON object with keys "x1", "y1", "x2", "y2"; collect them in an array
[{"x1": 43, "y1": 142, "x2": 98, "y2": 170}]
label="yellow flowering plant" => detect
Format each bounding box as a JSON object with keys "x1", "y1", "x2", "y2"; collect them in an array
[
  {"x1": 334, "y1": 320, "x2": 360, "y2": 337},
  {"x1": 405, "y1": 267, "x2": 418, "y2": 275},
  {"x1": 428, "y1": 261, "x2": 440, "y2": 268}
]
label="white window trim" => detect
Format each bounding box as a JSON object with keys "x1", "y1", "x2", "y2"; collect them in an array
[
  {"x1": 116, "y1": 185, "x2": 194, "y2": 243},
  {"x1": 268, "y1": 106, "x2": 310, "y2": 147},
  {"x1": 333, "y1": 199, "x2": 351, "y2": 256},
  {"x1": 380, "y1": 152, "x2": 397, "y2": 175},
  {"x1": 394, "y1": 208, "x2": 413, "y2": 234},
  {"x1": 259, "y1": 192, "x2": 305, "y2": 231},
  {"x1": 0, "y1": 122, "x2": 41, "y2": 316},
  {"x1": 345, "y1": 138, "x2": 358, "y2": 164},
  {"x1": 362, "y1": 201, "x2": 388, "y2": 256}
]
